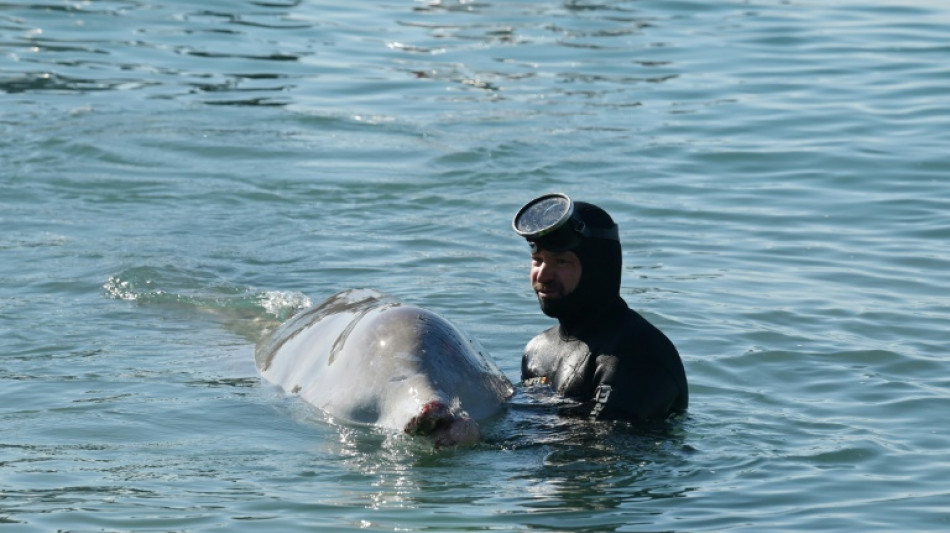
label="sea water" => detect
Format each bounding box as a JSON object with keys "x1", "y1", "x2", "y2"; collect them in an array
[{"x1": 2, "y1": 0, "x2": 949, "y2": 531}]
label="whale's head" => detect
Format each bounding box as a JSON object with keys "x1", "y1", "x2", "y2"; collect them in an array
[{"x1": 257, "y1": 289, "x2": 513, "y2": 447}]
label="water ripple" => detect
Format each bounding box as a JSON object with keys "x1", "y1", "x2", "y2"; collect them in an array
[{"x1": 3, "y1": 0, "x2": 950, "y2": 531}]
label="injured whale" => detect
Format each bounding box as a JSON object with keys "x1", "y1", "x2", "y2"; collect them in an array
[{"x1": 255, "y1": 289, "x2": 514, "y2": 447}]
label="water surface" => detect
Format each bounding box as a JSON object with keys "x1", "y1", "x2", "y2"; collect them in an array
[{"x1": 2, "y1": 0, "x2": 949, "y2": 531}]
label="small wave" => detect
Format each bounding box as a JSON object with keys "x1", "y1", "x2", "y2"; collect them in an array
[
  {"x1": 103, "y1": 266, "x2": 311, "y2": 321},
  {"x1": 103, "y1": 274, "x2": 144, "y2": 302},
  {"x1": 258, "y1": 290, "x2": 312, "y2": 321}
]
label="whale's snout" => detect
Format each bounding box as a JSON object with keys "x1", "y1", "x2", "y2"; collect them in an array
[{"x1": 405, "y1": 400, "x2": 480, "y2": 448}]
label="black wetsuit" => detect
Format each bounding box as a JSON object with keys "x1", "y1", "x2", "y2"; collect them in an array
[{"x1": 522, "y1": 295, "x2": 688, "y2": 422}]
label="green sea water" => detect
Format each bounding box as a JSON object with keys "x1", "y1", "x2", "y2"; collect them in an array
[{"x1": 2, "y1": 1, "x2": 949, "y2": 531}]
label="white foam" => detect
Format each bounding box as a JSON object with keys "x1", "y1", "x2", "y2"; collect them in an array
[{"x1": 258, "y1": 290, "x2": 312, "y2": 320}]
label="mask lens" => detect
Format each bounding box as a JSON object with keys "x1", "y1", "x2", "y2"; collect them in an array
[{"x1": 513, "y1": 193, "x2": 573, "y2": 238}]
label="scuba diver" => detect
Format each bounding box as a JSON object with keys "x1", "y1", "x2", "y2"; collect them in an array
[{"x1": 513, "y1": 193, "x2": 688, "y2": 422}]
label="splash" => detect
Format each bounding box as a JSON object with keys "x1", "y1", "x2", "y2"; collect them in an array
[
  {"x1": 103, "y1": 266, "x2": 312, "y2": 322},
  {"x1": 258, "y1": 290, "x2": 313, "y2": 321}
]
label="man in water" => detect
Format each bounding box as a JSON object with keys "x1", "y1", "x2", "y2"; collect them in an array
[{"x1": 512, "y1": 193, "x2": 688, "y2": 421}]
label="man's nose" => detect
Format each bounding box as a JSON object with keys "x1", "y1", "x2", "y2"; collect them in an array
[{"x1": 535, "y1": 262, "x2": 554, "y2": 282}]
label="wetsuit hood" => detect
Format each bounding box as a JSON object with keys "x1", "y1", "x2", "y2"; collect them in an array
[{"x1": 536, "y1": 201, "x2": 623, "y2": 332}]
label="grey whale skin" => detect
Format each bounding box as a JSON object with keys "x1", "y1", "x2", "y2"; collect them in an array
[{"x1": 255, "y1": 289, "x2": 514, "y2": 447}]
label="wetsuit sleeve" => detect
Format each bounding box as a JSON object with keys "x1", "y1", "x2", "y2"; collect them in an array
[
  {"x1": 591, "y1": 331, "x2": 688, "y2": 421},
  {"x1": 520, "y1": 328, "x2": 559, "y2": 384}
]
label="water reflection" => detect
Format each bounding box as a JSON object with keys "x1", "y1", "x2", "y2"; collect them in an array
[
  {"x1": 312, "y1": 382, "x2": 695, "y2": 532},
  {"x1": 2, "y1": 0, "x2": 679, "y2": 113}
]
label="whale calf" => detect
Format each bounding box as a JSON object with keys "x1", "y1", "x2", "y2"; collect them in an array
[{"x1": 255, "y1": 289, "x2": 514, "y2": 447}]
